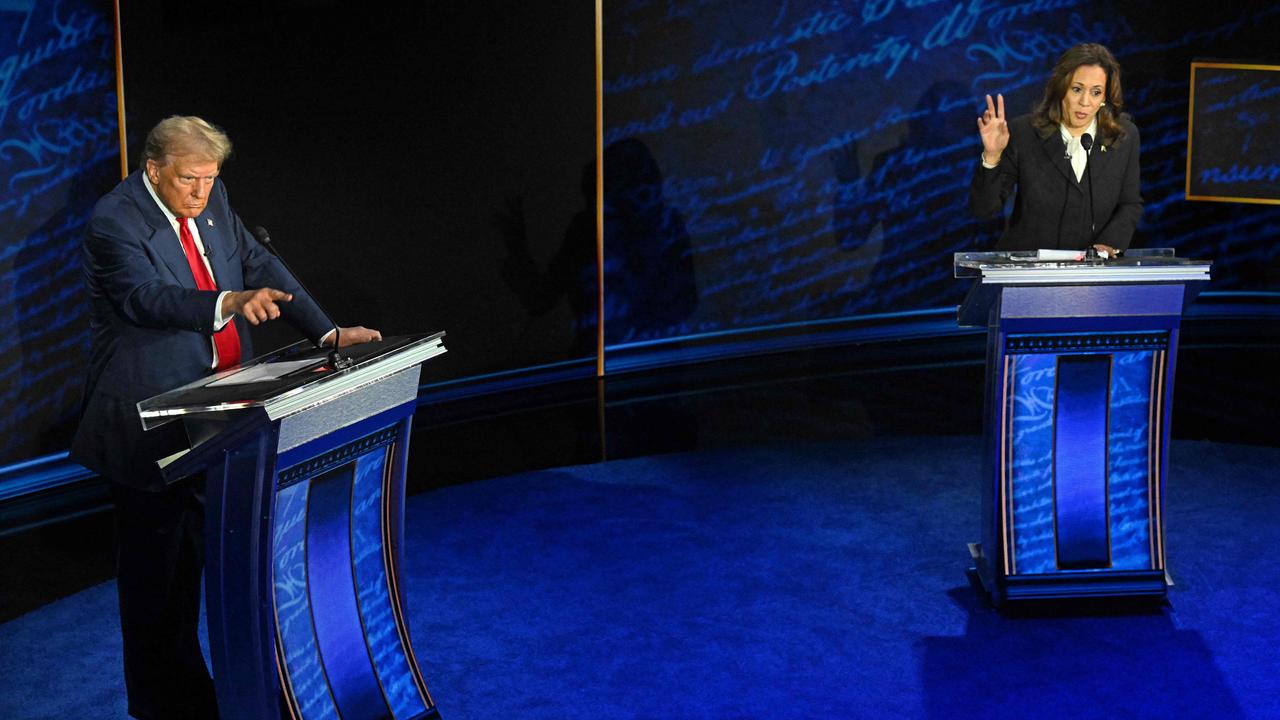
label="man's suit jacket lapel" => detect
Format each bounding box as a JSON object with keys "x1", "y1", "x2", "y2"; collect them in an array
[
  {"x1": 194, "y1": 210, "x2": 236, "y2": 289},
  {"x1": 126, "y1": 173, "x2": 199, "y2": 289}
]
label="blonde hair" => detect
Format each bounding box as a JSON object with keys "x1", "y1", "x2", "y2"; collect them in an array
[{"x1": 140, "y1": 115, "x2": 233, "y2": 170}]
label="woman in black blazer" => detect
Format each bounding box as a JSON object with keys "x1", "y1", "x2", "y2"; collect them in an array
[{"x1": 971, "y1": 43, "x2": 1142, "y2": 256}]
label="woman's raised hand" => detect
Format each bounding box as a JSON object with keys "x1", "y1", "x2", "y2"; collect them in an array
[{"x1": 977, "y1": 93, "x2": 1009, "y2": 165}]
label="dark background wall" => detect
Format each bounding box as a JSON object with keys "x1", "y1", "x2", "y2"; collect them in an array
[
  {"x1": 118, "y1": 0, "x2": 598, "y2": 380},
  {"x1": 2, "y1": 1, "x2": 597, "y2": 467}
]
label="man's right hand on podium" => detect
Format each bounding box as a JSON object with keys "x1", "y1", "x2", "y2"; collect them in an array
[{"x1": 329, "y1": 326, "x2": 383, "y2": 347}]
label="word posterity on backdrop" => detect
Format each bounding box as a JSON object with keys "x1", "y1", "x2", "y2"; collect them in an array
[
  {"x1": 601, "y1": 0, "x2": 1280, "y2": 347},
  {"x1": 1, "y1": 0, "x2": 119, "y2": 465}
]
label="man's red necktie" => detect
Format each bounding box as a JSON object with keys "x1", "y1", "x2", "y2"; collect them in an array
[{"x1": 177, "y1": 217, "x2": 241, "y2": 370}]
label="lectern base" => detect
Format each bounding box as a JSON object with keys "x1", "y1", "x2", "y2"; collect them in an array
[
  {"x1": 967, "y1": 543, "x2": 1168, "y2": 607},
  {"x1": 955, "y1": 251, "x2": 1210, "y2": 615}
]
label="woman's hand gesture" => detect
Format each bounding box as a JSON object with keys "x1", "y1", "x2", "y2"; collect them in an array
[{"x1": 977, "y1": 93, "x2": 1009, "y2": 165}]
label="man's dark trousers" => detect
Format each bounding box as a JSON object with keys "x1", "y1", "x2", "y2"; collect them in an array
[{"x1": 109, "y1": 477, "x2": 219, "y2": 720}]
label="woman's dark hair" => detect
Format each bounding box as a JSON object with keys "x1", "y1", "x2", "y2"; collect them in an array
[{"x1": 1031, "y1": 43, "x2": 1127, "y2": 142}]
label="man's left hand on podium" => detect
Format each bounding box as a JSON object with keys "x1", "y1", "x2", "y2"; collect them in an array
[{"x1": 327, "y1": 326, "x2": 383, "y2": 347}]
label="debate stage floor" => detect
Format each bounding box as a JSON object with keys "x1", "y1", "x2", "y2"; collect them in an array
[
  {"x1": 3, "y1": 435, "x2": 1278, "y2": 719},
  {"x1": 2, "y1": 326, "x2": 1277, "y2": 718}
]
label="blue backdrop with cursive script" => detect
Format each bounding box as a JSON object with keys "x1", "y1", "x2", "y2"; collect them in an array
[
  {"x1": 601, "y1": 0, "x2": 1280, "y2": 349},
  {"x1": 3, "y1": 1, "x2": 1280, "y2": 473},
  {"x1": 1, "y1": 0, "x2": 119, "y2": 466}
]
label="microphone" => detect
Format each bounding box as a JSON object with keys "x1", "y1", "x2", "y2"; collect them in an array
[
  {"x1": 249, "y1": 226, "x2": 353, "y2": 369},
  {"x1": 1080, "y1": 133, "x2": 1096, "y2": 244}
]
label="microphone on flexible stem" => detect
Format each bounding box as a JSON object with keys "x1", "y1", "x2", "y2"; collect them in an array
[
  {"x1": 249, "y1": 226, "x2": 353, "y2": 370},
  {"x1": 1081, "y1": 132, "x2": 1097, "y2": 254}
]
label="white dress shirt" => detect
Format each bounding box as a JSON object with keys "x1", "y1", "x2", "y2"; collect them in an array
[
  {"x1": 1060, "y1": 117, "x2": 1098, "y2": 183},
  {"x1": 144, "y1": 177, "x2": 338, "y2": 358},
  {"x1": 143, "y1": 176, "x2": 234, "y2": 368}
]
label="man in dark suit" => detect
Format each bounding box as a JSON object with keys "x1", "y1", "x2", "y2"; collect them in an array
[
  {"x1": 70, "y1": 115, "x2": 379, "y2": 719},
  {"x1": 971, "y1": 43, "x2": 1143, "y2": 255}
]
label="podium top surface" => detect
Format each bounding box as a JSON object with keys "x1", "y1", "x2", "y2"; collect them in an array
[
  {"x1": 955, "y1": 248, "x2": 1211, "y2": 284},
  {"x1": 138, "y1": 332, "x2": 446, "y2": 430}
]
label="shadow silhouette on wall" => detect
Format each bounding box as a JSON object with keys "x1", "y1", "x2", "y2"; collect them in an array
[
  {"x1": 834, "y1": 80, "x2": 986, "y2": 315},
  {"x1": 499, "y1": 159, "x2": 599, "y2": 360},
  {"x1": 834, "y1": 79, "x2": 983, "y2": 312},
  {"x1": 500, "y1": 138, "x2": 698, "y2": 359}
]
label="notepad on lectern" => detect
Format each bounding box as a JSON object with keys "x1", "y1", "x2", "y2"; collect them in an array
[{"x1": 1033, "y1": 249, "x2": 1086, "y2": 261}]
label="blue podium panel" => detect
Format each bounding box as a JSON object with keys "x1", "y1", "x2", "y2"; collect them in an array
[
  {"x1": 145, "y1": 334, "x2": 448, "y2": 717},
  {"x1": 1108, "y1": 350, "x2": 1161, "y2": 571},
  {"x1": 274, "y1": 480, "x2": 341, "y2": 719},
  {"x1": 351, "y1": 449, "x2": 433, "y2": 718},
  {"x1": 997, "y1": 335, "x2": 1167, "y2": 596},
  {"x1": 273, "y1": 418, "x2": 436, "y2": 720},
  {"x1": 1053, "y1": 354, "x2": 1111, "y2": 570},
  {"x1": 307, "y1": 462, "x2": 391, "y2": 718},
  {"x1": 1006, "y1": 352, "x2": 1057, "y2": 576},
  {"x1": 956, "y1": 253, "x2": 1206, "y2": 604}
]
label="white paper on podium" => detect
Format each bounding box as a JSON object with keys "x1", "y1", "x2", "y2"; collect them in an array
[
  {"x1": 207, "y1": 359, "x2": 323, "y2": 386},
  {"x1": 1034, "y1": 249, "x2": 1086, "y2": 261}
]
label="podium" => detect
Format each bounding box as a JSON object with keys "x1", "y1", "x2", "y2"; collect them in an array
[
  {"x1": 139, "y1": 333, "x2": 447, "y2": 719},
  {"x1": 955, "y1": 250, "x2": 1210, "y2": 604}
]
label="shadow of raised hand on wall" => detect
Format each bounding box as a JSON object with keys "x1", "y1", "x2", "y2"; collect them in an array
[
  {"x1": 918, "y1": 587, "x2": 1244, "y2": 720},
  {"x1": 501, "y1": 138, "x2": 699, "y2": 358},
  {"x1": 832, "y1": 79, "x2": 983, "y2": 316},
  {"x1": 499, "y1": 163, "x2": 599, "y2": 360}
]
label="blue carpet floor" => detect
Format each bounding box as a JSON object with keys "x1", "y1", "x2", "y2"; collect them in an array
[{"x1": 2, "y1": 437, "x2": 1278, "y2": 719}]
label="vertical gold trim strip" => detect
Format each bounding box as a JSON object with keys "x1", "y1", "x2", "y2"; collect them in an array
[
  {"x1": 594, "y1": 0, "x2": 605, "y2": 378},
  {"x1": 1152, "y1": 351, "x2": 1162, "y2": 563},
  {"x1": 112, "y1": 0, "x2": 127, "y2": 179},
  {"x1": 1050, "y1": 355, "x2": 1060, "y2": 571},
  {"x1": 268, "y1": 465, "x2": 300, "y2": 719},
  {"x1": 381, "y1": 445, "x2": 435, "y2": 707},
  {"x1": 1153, "y1": 350, "x2": 1167, "y2": 570},
  {"x1": 1184, "y1": 63, "x2": 1195, "y2": 202},
  {"x1": 1001, "y1": 354, "x2": 1014, "y2": 576},
  {"x1": 1105, "y1": 354, "x2": 1114, "y2": 568},
  {"x1": 273, "y1": 621, "x2": 303, "y2": 720}
]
